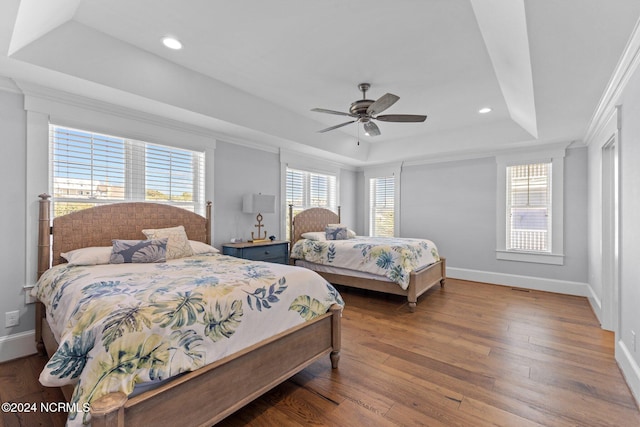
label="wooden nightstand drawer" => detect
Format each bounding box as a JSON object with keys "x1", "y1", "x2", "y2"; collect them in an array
[{"x1": 222, "y1": 241, "x2": 289, "y2": 264}]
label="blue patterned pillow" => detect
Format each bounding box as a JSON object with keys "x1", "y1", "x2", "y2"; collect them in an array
[
  {"x1": 325, "y1": 225, "x2": 348, "y2": 240},
  {"x1": 109, "y1": 238, "x2": 168, "y2": 264}
]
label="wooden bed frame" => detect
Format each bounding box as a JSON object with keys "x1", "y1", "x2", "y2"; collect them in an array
[
  {"x1": 35, "y1": 194, "x2": 342, "y2": 427},
  {"x1": 289, "y1": 205, "x2": 445, "y2": 312}
]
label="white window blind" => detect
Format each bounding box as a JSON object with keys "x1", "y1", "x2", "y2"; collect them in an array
[
  {"x1": 286, "y1": 168, "x2": 336, "y2": 210},
  {"x1": 506, "y1": 162, "x2": 551, "y2": 252},
  {"x1": 369, "y1": 176, "x2": 394, "y2": 237},
  {"x1": 50, "y1": 125, "x2": 205, "y2": 217},
  {"x1": 285, "y1": 167, "x2": 337, "y2": 237}
]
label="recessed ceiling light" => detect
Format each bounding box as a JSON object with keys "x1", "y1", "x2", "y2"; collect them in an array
[
  {"x1": 162, "y1": 36, "x2": 182, "y2": 50},
  {"x1": 478, "y1": 107, "x2": 492, "y2": 114}
]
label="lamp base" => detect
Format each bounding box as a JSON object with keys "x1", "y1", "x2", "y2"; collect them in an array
[
  {"x1": 250, "y1": 238, "x2": 270, "y2": 243},
  {"x1": 250, "y1": 213, "x2": 268, "y2": 242}
]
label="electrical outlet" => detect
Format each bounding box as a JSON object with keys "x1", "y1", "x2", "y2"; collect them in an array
[{"x1": 5, "y1": 310, "x2": 19, "y2": 328}]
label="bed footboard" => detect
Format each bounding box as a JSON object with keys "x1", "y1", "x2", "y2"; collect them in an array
[{"x1": 89, "y1": 304, "x2": 342, "y2": 427}]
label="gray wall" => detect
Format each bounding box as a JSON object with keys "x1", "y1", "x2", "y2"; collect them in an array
[
  {"x1": 213, "y1": 142, "x2": 281, "y2": 247},
  {"x1": 339, "y1": 168, "x2": 358, "y2": 232},
  {"x1": 400, "y1": 146, "x2": 589, "y2": 284}
]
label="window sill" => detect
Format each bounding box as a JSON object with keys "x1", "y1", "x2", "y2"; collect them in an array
[{"x1": 496, "y1": 250, "x2": 564, "y2": 265}]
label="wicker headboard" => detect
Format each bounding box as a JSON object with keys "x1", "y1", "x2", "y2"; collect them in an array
[
  {"x1": 37, "y1": 194, "x2": 212, "y2": 273},
  {"x1": 289, "y1": 205, "x2": 341, "y2": 245}
]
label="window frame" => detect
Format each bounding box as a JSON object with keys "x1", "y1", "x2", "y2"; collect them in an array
[
  {"x1": 368, "y1": 175, "x2": 395, "y2": 237},
  {"x1": 285, "y1": 167, "x2": 337, "y2": 211},
  {"x1": 364, "y1": 164, "x2": 401, "y2": 237},
  {"x1": 496, "y1": 148, "x2": 565, "y2": 265},
  {"x1": 49, "y1": 124, "x2": 206, "y2": 216},
  {"x1": 280, "y1": 149, "x2": 341, "y2": 240}
]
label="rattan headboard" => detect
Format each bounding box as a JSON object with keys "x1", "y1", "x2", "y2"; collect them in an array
[
  {"x1": 37, "y1": 194, "x2": 212, "y2": 272},
  {"x1": 289, "y1": 205, "x2": 341, "y2": 244}
]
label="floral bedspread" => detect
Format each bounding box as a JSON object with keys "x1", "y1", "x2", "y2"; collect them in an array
[
  {"x1": 32, "y1": 254, "x2": 344, "y2": 426},
  {"x1": 291, "y1": 236, "x2": 440, "y2": 290}
]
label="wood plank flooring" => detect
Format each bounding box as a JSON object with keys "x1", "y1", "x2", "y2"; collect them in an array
[{"x1": 2, "y1": 279, "x2": 639, "y2": 426}]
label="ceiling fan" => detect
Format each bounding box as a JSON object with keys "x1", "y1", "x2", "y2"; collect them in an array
[{"x1": 311, "y1": 83, "x2": 427, "y2": 136}]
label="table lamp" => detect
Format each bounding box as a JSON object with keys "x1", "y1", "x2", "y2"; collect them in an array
[{"x1": 243, "y1": 193, "x2": 276, "y2": 242}]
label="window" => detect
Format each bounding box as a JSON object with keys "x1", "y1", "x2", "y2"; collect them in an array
[
  {"x1": 369, "y1": 176, "x2": 395, "y2": 237},
  {"x1": 506, "y1": 163, "x2": 551, "y2": 252},
  {"x1": 50, "y1": 125, "x2": 205, "y2": 217},
  {"x1": 285, "y1": 167, "x2": 337, "y2": 237},
  {"x1": 496, "y1": 149, "x2": 565, "y2": 265}
]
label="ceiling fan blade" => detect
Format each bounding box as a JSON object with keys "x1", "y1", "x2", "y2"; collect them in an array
[
  {"x1": 318, "y1": 120, "x2": 356, "y2": 133},
  {"x1": 367, "y1": 93, "x2": 400, "y2": 116},
  {"x1": 363, "y1": 121, "x2": 381, "y2": 137},
  {"x1": 376, "y1": 114, "x2": 427, "y2": 122},
  {"x1": 311, "y1": 108, "x2": 357, "y2": 117}
]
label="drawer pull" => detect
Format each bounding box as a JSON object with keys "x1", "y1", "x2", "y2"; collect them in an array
[{"x1": 264, "y1": 251, "x2": 270, "y2": 255}]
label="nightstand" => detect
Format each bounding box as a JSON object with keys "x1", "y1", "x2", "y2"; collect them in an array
[{"x1": 221, "y1": 240, "x2": 289, "y2": 264}]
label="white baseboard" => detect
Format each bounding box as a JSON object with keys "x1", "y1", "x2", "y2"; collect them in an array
[
  {"x1": 586, "y1": 284, "x2": 603, "y2": 327},
  {"x1": 616, "y1": 339, "x2": 640, "y2": 409},
  {"x1": 0, "y1": 330, "x2": 37, "y2": 363},
  {"x1": 447, "y1": 267, "x2": 591, "y2": 296}
]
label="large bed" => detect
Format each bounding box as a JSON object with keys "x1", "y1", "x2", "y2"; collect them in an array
[
  {"x1": 34, "y1": 194, "x2": 343, "y2": 427},
  {"x1": 289, "y1": 205, "x2": 445, "y2": 312}
]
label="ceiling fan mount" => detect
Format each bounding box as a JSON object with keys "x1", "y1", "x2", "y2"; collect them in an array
[{"x1": 311, "y1": 83, "x2": 427, "y2": 137}]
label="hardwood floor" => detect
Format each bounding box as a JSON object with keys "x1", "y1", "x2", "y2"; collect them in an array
[{"x1": 2, "y1": 279, "x2": 639, "y2": 426}]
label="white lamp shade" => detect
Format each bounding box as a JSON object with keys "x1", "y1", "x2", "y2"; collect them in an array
[{"x1": 243, "y1": 194, "x2": 275, "y2": 214}]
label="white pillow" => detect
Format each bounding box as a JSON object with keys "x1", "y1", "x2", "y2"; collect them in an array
[
  {"x1": 142, "y1": 225, "x2": 194, "y2": 260},
  {"x1": 301, "y1": 232, "x2": 327, "y2": 241},
  {"x1": 61, "y1": 246, "x2": 112, "y2": 266},
  {"x1": 190, "y1": 240, "x2": 220, "y2": 255}
]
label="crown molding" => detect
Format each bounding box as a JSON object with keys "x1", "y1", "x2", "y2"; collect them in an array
[
  {"x1": 584, "y1": 17, "x2": 640, "y2": 146},
  {"x1": 0, "y1": 76, "x2": 21, "y2": 94},
  {"x1": 13, "y1": 79, "x2": 220, "y2": 140},
  {"x1": 279, "y1": 148, "x2": 356, "y2": 173},
  {"x1": 400, "y1": 140, "x2": 572, "y2": 169}
]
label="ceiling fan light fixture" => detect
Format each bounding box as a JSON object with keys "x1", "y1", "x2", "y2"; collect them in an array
[
  {"x1": 478, "y1": 107, "x2": 492, "y2": 114},
  {"x1": 311, "y1": 83, "x2": 427, "y2": 136},
  {"x1": 162, "y1": 36, "x2": 183, "y2": 50}
]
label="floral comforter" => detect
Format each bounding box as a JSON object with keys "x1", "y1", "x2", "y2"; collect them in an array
[
  {"x1": 32, "y1": 254, "x2": 344, "y2": 426},
  {"x1": 291, "y1": 236, "x2": 440, "y2": 290}
]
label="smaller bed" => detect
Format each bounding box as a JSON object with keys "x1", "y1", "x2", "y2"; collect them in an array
[{"x1": 289, "y1": 205, "x2": 445, "y2": 312}]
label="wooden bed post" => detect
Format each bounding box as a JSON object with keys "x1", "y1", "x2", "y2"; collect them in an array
[
  {"x1": 37, "y1": 193, "x2": 51, "y2": 279},
  {"x1": 91, "y1": 392, "x2": 127, "y2": 427},
  {"x1": 337, "y1": 206, "x2": 341, "y2": 223},
  {"x1": 329, "y1": 304, "x2": 342, "y2": 368},
  {"x1": 289, "y1": 204, "x2": 295, "y2": 265},
  {"x1": 35, "y1": 194, "x2": 51, "y2": 355},
  {"x1": 205, "y1": 201, "x2": 212, "y2": 245}
]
